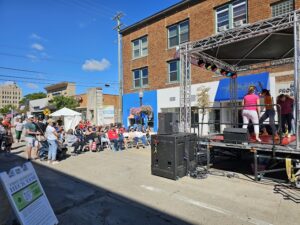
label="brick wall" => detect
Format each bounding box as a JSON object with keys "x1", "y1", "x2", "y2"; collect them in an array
[{"x1": 122, "y1": 0, "x2": 300, "y2": 94}]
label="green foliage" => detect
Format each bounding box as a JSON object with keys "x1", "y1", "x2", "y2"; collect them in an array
[
  {"x1": 52, "y1": 96, "x2": 79, "y2": 110},
  {"x1": 0, "y1": 104, "x2": 17, "y2": 115},
  {"x1": 19, "y1": 92, "x2": 47, "y2": 105}
]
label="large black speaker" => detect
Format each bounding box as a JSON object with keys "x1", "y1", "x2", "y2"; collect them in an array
[
  {"x1": 151, "y1": 133, "x2": 197, "y2": 180},
  {"x1": 223, "y1": 128, "x2": 249, "y2": 144},
  {"x1": 158, "y1": 112, "x2": 179, "y2": 135}
]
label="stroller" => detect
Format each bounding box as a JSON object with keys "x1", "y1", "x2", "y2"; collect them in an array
[{"x1": 39, "y1": 140, "x2": 67, "y2": 161}]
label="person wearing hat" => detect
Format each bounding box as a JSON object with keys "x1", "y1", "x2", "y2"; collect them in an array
[
  {"x1": 24, "y1": 115, "x2": 40, "y2": 160},
  {"x1": 45, "y1": 119, "x2": 59, "y2": 164},
  {"x1": 242, "y1": 86, "x2": 261, "y2": 142}
]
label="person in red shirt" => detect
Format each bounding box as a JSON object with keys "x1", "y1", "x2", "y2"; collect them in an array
[
  {"x1": 277, "y1": 94, "x2": 294, "y2": 137},
  {"x1": 107, "y1": 127, "x2": 119, "y2": 151}
]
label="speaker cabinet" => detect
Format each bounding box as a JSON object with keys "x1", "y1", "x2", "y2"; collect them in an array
[
  {"x1": 158, "y1": 112, "x2": 179, "y2": 135},
  {"x1": 151, "y1": 133, "x2": 197, "y2": 180},
  {"x1": 223, "y1": 128, "x2": 249, "y2": 144}
]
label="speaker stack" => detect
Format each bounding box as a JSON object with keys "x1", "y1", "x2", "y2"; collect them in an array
[{"x1": 151, "y1": 113, "x2": 197, "y2": 180}]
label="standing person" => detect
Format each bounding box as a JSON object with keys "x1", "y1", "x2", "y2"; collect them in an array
[
  {"x1": 259, "y1": 89, "x2": 279, "y2": 139},
  {"x1": 2, "y1": 117, "x2": 13, "y2": 154},
  {"x1": 277, "y1": 94, "x2": 294, "y2": 137},
  {"x1": 14, "y1": 118, "x2": 24, "y2": 143},
  {"x1": 24, "y1": 115, "x2": 39, "y2": 161},
  {"x1": 242, "y1": 86, "x2": 261, "y2": 142},
  {"x1": 0, "y1": 118, "x2": 6, "y2": 152},
  {"x1": 45, "y1": 119, "x2": 59, "y2": 164}
]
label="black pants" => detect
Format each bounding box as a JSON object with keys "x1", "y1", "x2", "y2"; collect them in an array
[
  {"x1": 281, "y1": 113, "x2": 293, "y2": 134},
  {"x1": 72, "y1": 141, "x2": 85, "y2": 153}
]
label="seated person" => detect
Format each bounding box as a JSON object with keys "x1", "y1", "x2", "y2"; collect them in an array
[
  {"x1": 65, "y1": 129, "x2": 82, "y2": 154},
  {"x1": 134, "y1": 128, "x2": 147, "y2": 149},
  {"x1": 107, "y1": 127, "x2": 119, "y2": 151},
  {"x1": 85, "y1": 126, "x2": 95, "y2": 151}
]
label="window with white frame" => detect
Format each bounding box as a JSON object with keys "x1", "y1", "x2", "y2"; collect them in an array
[
  {"x1": 168, "y1": 60, "x2": 180, "y2": 82},
  {"x1": 133, "y1": 68, "x2": 148, "y2": 88},
  {"x1": 132, "y1": 36, "x2": 148, "y2": 59},
  {"x1": 216, "y1": 0, "x2": 247, "y2": 33},
  {"x1": 272, "y1": 0, "x2": 294, "y2": 17},
  {"x1": 168, "y1": 20, "x2": 189, "y2": 48}
]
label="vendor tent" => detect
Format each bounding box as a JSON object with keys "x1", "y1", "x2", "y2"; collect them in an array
[{"x1": 50, "y1": 107, "x2": 82, "y2": 131}]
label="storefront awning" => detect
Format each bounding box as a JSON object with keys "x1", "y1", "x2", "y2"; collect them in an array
[{"x1": 215, "y1": 72, "x2": 269, "y2": 101}]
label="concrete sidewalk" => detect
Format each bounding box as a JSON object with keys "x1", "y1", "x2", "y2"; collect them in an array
[{"x1": 1, "y1": 143, "x2": 300, "y2": 225}]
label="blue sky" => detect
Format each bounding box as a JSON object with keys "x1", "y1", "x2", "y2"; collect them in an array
[{"x1": 0, "y1": 0, "x2": 179, "y2": 96}]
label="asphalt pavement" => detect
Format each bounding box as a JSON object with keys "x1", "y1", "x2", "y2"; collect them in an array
[{"x1": 0, "y1": 142, "x2": 300, "y2": 225}]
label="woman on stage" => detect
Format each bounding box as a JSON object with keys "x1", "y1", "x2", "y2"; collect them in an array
[
  {"x1": 259, "y1": 89, "x2": 279, "y2": 140},
  {"x1": 242, "y1": 86, "x2": 261, "y2": 142}
]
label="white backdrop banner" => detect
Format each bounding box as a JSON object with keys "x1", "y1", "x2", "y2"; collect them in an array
[{"x1": 103, "y1": 105, "x2": 115, "y2": 125}]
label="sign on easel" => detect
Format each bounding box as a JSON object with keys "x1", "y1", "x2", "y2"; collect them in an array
[{"x1": 0, "y1": 162, "x2": 58, "y2": 225}]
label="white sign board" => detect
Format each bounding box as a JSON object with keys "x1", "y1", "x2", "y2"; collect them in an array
[
  {"x1": 0, "y1": 162, "x2": 58, "y2": 225},
  {"x1": 103, "y1": 105, "x2": 115, "y2": 125}
]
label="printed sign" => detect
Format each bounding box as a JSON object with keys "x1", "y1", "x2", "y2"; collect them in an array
[
  {"x1": 0, "y1": 162, "x2": 58, "y2": 225},
  {"x1": 103, "y1": 105, "x2": 115, "y2": 125},
  {"x1": 276, "y1": 81, "x2": 294, "y2": 97}
]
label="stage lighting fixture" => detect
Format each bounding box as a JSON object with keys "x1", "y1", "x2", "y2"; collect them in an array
[
  {"x1": 197, "y1": 59, "x2": 205, "y2": 67},
  {"x1": 220, "y1": 69, "x2": 227, "y2": 76},
  {"x1": 226, "y1": 72, "x2": 233, "y2": 77},
  {"x1": 231, "y1": 73, "x2": 237, "y2": 79},
  {"x1": 210, "y1": 65, "x2": 218, "y2": 72}
]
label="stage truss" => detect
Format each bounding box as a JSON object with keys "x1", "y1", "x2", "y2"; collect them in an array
[{"x1": 179, "y1": 10, "x2": 300, "y2": 150}]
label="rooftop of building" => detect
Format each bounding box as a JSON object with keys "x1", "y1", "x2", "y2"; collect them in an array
[
  {"x1": 120, "y1": 0, "x2": 201, "y2": 35},
  {"x1": 44, "y1": 82, "x2": 75, "y2": 91}
]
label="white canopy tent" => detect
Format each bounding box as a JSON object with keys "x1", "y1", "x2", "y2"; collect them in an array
[{"x1": 50, "y1": 107, "x2": 82, "y2": 131}]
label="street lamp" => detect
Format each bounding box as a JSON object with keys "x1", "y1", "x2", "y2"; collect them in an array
[{"x1": 139, "y1": 90, "x2": 144, "y2": 107}]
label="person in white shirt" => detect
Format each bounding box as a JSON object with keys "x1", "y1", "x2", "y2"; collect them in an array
[
  {"x1": 133, "y1": 128, "x2": 147, "y2": 149},
  {"x1": 14, "y1": 118, "x2": 24, "y2": 143},
  {"x1": 45, "y1": 119, "x2": 59, "y2": 164}
]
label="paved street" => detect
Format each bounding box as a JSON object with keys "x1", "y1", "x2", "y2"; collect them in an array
[{"x1": 1, "y1": 143, "x2": 300, "y2": 225}]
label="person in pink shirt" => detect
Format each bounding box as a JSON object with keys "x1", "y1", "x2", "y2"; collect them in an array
[{"x1": 242, "y1": 86, "x2": 261, "y2": 142}]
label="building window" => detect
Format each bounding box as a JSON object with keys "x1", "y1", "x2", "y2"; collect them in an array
[
  {"x1": 168, "y1": 20, "x2": 189, "y2": 48},
  {"x1": 133, "y1": 67, "x2": 148, "y2": 88},
  {"x1": 168, "y1": 60, "x2": 180, "y2": 82},
  {"x1": 132, "y1": 36, "x2": 148, "y2": 59},
  {"x1": 272, "y1": 0, "x2": 294, "y2": 17},
  {"x1": 216, "y1": 0, "x2": 247, "y2": 32}
]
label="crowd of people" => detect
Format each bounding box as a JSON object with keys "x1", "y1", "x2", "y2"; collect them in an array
[
  {"x1": 0, "y1": 115, "x2": 152, "y2": 165},
  {"x1": 242, "y1": 86, "x2": 294, "y2": 142}
]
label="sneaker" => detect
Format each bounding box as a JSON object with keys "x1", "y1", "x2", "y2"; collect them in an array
[
  {"x1": 52, "y1": 161, "x2": 59, "y2": 165},
  {"x1": 287, "y1": 133, "x2": 291, "y2": 138}
]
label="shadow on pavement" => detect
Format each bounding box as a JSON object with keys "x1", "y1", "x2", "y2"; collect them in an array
[{"x1": 0, "y1": 152, "x2": 192, "y2": 225}]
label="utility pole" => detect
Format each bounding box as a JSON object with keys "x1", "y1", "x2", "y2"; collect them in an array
[{"x1": 113, "y1": 12, "x2": 124, "y2": 124}]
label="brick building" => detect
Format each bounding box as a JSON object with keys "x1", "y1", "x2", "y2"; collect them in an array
[{"x1": 121, "y1": 0, "x2": 299, "y2": 132}]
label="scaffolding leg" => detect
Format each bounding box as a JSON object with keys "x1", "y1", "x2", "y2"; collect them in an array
[
  {"x1": 207, "y1": 144, "x2": 210, "y2": 171},
  {"x1": 254, "y1": 150, "x2": 258, "y2": 181}
]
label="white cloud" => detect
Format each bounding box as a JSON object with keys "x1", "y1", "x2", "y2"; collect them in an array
[
  {"x1": 31, "y1": 43, "x2": 44, "y2": 51},
  {"x1": 26, "y1": 83, "x2": 39, "y2": 89},
  {"x1": 26, "y1": 54, "x2": 39, "y2": 61},
  {"x1": 82, "y1": 58, "x2": 111, "y2": 72},
  {"x1": 2, "y1": 81, "x2": 15, "y2": 85},
  {"x1": 30, "y1": 33, "x2": 42, "y2": 40}
]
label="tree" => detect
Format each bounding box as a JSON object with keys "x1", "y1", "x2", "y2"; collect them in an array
[
  {"x1": 196, "y1": 86, "x2": 211, "y2": 136},
  {"x1": 0, "y1": 104, "x2": 17, "y2": 115},
  {"x1": 19, "y1": 92, "x2": 47, "y2": 105},
  {"x1": 52, "y1": 96, "x2": 79, "y2": 110}
]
